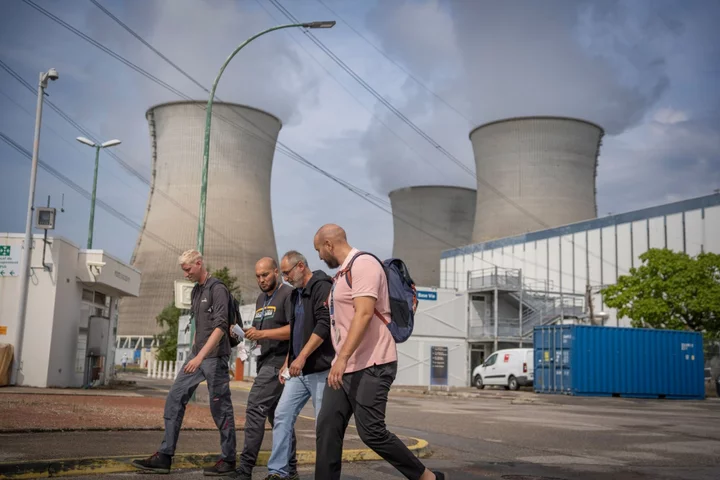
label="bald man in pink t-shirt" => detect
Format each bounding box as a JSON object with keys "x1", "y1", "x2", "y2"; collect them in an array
[{"x1": 312, "y1": 224, "x2": 444, "y2": 480}]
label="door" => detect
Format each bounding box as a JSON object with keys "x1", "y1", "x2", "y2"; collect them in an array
[
  {"x1": 470, "y1": 344, "x2": 486, "y2": 384},
  {"x1": 482, "y1": 353, "x2": 500, "y2": 385},
  {"x1": 525, "y1": 349, "x2": 534, "y2": 380},
  {"x1": 496, "y1": 350, "x2": 513, "y2": 384}
]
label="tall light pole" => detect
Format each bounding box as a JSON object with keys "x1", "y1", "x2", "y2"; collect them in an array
[
  {"x1": 76, "y1": 136, "x2": 122, "y2": 249},
  {"x1": 13, "y1": 68, "x2": 59, "y2": 385},
  {"x1": 190, "y1": 22, "x2": 335, "y2": 395},
  {"x1": 196, "y1": 20, "x2": 335, "y2": 254}
]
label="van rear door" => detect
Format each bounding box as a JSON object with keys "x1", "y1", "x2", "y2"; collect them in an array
[{"x1": 525, "y1": 349, "x2": 534, "y2": 380}]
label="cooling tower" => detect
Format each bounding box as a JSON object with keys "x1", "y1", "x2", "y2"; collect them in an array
[
  {"x1": 469, "y1": 116, "x2": 603, "y2": 242},
  {"x1": 118, "y1": 101, "x2": 281, "y2": 336},
  {"x1": 389, "y1": 186, "x2": 476, "y2": 287}
]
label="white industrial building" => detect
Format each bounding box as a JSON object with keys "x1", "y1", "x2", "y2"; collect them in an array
[
  {"x1": 0, "y1": 233, "x2": 140, "y2": 388},
  {"x1": 392, "y1": 193, "x2": 720, "y2": 387}
]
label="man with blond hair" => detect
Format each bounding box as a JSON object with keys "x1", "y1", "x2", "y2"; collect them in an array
[{"x1": 132, "y1": 249, "x2": 237, "y2": 476}]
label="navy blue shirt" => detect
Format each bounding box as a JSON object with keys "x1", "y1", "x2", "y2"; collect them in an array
[{"x1": 292, "y1": 288, "x2": 305, "y2": 358}]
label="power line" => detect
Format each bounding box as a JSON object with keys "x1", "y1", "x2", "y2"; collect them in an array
[
  {"x1": 315, "y1": 0, "x2": 473, "y2": 125},
  {"x1": 25, "y1": 0, "x2": 615, "y2": 280},
  {"x1": 248, "y1": 0, "x2": 454, "y2": 182},
  {"x1": 0, "y1": 85, "x2": 139, "y2": 193},
  {"x1": 268, "y1": 0, "x2": 626, "y2": 275},
  {"x1": 0, "y1": 130, "x2": 183, "y2": 255}
]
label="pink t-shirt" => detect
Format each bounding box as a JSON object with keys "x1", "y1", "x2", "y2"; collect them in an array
[{"x1": 329, "y1": 248, "x2": 397, "y2": 373}]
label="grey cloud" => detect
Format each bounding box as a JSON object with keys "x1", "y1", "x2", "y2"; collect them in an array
[{"x1": 356, "y1": 0, "x2": 686, "y2": 198}]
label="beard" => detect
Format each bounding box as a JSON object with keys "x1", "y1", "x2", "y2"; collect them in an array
[
  {"x1": 323, "y1": 255, "x2": 340, "y2": 269},
  {"x1": 261, "y1": 276, "x2": 277, "y2": 293}
]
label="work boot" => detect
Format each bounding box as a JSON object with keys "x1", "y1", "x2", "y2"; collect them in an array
[
  {"x1": 130, "y1": 452, "x2": 171, "y2": 473},
  {"x1": 223, "y1": 470, "x2": 251, "y2": 480},
  {"x1": 203, "y1": 459, "x2": 236, "y2": 476},
  {"x1": 263, "y1": 474, "x2": 299, "y2": 480}
]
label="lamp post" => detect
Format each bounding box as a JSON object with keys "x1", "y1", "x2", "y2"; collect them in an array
[
  {"x1": 76, "y1": 136, "x2": 122, "y2": 249},
  {"x1": 196, "y1": 20, "x2": 335, "y2": 254},
  {"x1": 189, "y1": 22, "x2": 334, "y2": 394},
  {"x1": 12, "y1": 68, "x2": 59, "y2": 385}
]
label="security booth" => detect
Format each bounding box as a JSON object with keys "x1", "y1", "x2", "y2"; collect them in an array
[{"x1": 0, "y1": 233, "x2": 140, "y2": 388}]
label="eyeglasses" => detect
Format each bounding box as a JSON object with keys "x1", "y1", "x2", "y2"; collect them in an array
[{"x1": 281, "y1": 262, "x2": 300, "y2": 278}]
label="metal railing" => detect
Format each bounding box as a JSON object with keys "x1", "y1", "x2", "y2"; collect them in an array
[
  {"x1": 467, "y1": 267, "x2": 586, "y2": 341},
  {"x1": 468, "y1": 267, "x2": 521, "y2": 291}
]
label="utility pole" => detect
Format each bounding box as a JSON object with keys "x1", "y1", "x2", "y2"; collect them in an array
[{"x1": 13, "y1": 68, "x2": 58, "y2": 385}]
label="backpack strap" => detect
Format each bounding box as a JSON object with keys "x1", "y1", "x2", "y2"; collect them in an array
[{"x1": 334, "y1": 251, "x2": 390, "y2": 326}]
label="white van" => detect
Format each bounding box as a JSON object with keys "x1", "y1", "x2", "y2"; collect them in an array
[{"x1": 472, "y1": 348, "x2": 533, "y2": 391}]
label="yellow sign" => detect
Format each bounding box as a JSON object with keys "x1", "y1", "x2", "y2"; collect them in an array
[{"x1": 0, "y1": 326, "x2": 7, "y2": 335}]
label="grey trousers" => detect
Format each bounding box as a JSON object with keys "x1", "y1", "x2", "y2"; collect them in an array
[
  {"x1": 158, "y1": 354, "x2": 236, "y2": 462},
  {"x1": 236, "y1": 364, "x2": 297, "y2": 476}
]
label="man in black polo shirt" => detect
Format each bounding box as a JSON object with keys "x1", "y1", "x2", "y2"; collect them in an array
[
  {"x1": 131, "y1": 249, "x2": 236, "y2": 476},
  {"x1": 231, "y1": 257, "x2": 296, "y2": 480}
]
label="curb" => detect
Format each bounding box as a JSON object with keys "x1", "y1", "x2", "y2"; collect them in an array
[
  {"x1": 392, "y1": 387, "x2": 519, "y2": 400},
  {"x1": 0, "y1": 438, "x2": 431, "y2": 479},
  {"x1": 0, "y1": 426, "x2": 260, "y2": 434}
]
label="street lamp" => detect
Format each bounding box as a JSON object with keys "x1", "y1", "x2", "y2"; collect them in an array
[
  {"x1": 195, "y1": 20, "x2": 336, "y2": 254},
  {"x1": 13, "y1": 68, "x2": 59, "y2": 385},
  {"x1": 76, "y1": 136, "x2": 122, "y2": 249}
]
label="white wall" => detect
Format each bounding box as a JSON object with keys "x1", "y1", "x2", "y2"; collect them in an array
[
  {"x1": 395, "y1": 337, "x2": 467, "y2": 387},
  {"x1": 442, "y1": 196, "x2": 720, "y2": 328},
  {"x1": 47, "y1": 238, "x2": 85, "y2": 387},
  {"x1": 412, "y1": 287, "x2": 467, "y2": 338},
  {"x1": 0, "y1": 234, "x2": 59, "y2": 387}
]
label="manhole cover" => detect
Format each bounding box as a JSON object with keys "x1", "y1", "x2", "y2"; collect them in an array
[{"x1": 502, "y1": 476, "x2": 567, "y2": 480}]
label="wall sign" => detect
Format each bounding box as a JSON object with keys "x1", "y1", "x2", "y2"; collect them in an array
[
  {"x1": 430, "y1": 346, "x2": 448, "y2": 386},
  {"x1": 0, "y1": 245, "x2": 19, "y2": 277},
  {"x1": 417, "y1": 290, "x2": 437, "y2": 301}
]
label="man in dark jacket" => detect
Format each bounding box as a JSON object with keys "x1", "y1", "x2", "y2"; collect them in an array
[
  {"x1": 131, "y1": 249, "x2": 236, "y2": 476},
  {"x1": 263, "y1": 250, "x2": 334, "y2": 480}
]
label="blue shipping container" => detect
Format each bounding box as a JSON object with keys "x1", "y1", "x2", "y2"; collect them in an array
[{"x1": 533, "y1": 325, "x2": 704, "y2": 400}]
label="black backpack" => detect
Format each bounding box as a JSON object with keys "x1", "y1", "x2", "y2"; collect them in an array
[{"x1": 210, "y1": 281, "x2": 243, "y2": 348}]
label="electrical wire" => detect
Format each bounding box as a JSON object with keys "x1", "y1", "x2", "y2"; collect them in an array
[
  {"x1": 17, "y1": 0, "x2": 617, "y2": 283},
  {"x1": 315, "y1": 0, "x2": 473, "y2": 125}
]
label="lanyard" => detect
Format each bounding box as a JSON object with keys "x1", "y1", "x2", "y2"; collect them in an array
[{"x1": 258, "y1": 283, "x2": 282, "y2": 329}]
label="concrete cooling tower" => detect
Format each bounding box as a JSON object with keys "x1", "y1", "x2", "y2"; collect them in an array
[
  {"x1": 118, "y1": 101, "x2": 281, "y2": 336},
  {"x1": 389, "y1": 186, "x2": 476, "y2": 287},
  {"x1": 470, "y1": 116, "x2": 603, "y2": 242}
]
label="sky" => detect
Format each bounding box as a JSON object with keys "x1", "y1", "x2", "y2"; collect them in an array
[{"x1": 0, "y1": 0, "x2": 719, "y2": 278}]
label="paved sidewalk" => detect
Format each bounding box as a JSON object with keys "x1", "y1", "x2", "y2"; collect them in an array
[
  {"x1": 0, "y1": 417, "x2": 427, "y2": 479},
  {"x1": 0, "y1": 393, "x2": 246, "y2": 432}
]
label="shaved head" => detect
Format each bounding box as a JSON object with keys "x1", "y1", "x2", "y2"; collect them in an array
[
  {"x1": 255, "y1": 257, "x2": 279, "y2": 293},
  {"x1": 255, "y1": 257, "x2": 278, "y2": 271},
  {"x1": 314, "y1": 224, "x2": 347, "y2": 244},
  {"x1": 314, "y1": 223, "x2": 352, "y2": 269}
]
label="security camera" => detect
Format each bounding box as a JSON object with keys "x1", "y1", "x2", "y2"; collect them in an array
[
  {"x1": 47, "y1": 68, "x2": 59, "y2": 81},
  {"x1": 87, "y1": 261, "x2": 106, "y2": 268}
]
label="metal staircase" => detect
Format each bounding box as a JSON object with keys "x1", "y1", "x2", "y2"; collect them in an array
[{"x1": 468, "y1": 267, "x2": 585, "y2": 341}]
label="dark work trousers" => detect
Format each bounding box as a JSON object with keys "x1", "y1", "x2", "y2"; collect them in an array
[
  {"x1": 158, "y1": 354, "x2": 236, "y2": 462},
  {"x1": 236, "y1": 364, "x2": 298, "y2": 476},
  {"x1": 315, "y1": 361, "x2": 427, "y2": 480}
]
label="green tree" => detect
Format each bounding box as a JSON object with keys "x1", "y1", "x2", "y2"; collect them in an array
[
  {"x1": 601, "y1": 248, "x2": 720, "y2": 342},
  {"x1": 209, "y1": 266, "x2": 242, "y2": 303},
  {"x1": 155, "y1": 266, "x2": 242, "y2": 361},
  {"x1": 155, "y1": 302, "x2": 181, "y2": 361}
]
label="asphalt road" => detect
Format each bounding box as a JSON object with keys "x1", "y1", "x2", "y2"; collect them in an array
[{"x1": 45, "y1": 373, "x2": 720, "y2": 480}]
